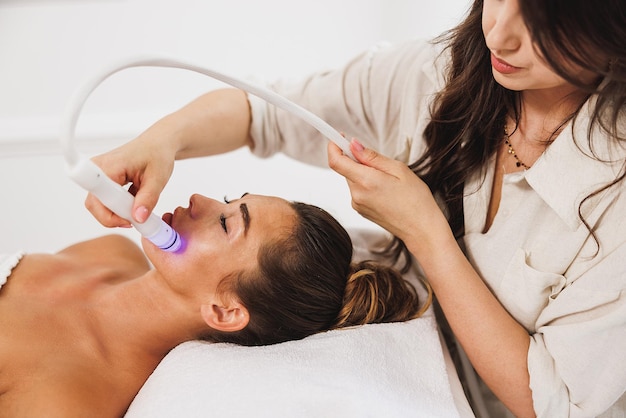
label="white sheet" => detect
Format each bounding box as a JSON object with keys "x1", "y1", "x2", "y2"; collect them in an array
[
  {"x1": 0, "y1": 251, "x2": 24, "y2": 290},
  {"x1": 125, "y1": 315, "x2": 469, "y2": 417}
]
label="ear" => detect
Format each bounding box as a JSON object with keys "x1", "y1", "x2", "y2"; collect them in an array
[{"x1": 200, "y1": 299, "x2": 250, "y2": 333}]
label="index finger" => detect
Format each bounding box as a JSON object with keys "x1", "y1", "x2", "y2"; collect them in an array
[{"x1": 85, "y1": 192, "x2": 132, "y2": 228}]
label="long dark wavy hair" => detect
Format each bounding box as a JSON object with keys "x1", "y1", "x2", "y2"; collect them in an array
[{"x1": 386, "y1": 0, "x2": 626, "y2": 268}]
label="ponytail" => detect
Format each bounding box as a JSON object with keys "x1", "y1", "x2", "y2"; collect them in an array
[{"x1": 332, "y1": 260, "x2": 432, "y2": 329}]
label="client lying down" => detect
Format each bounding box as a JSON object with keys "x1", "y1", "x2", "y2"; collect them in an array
[{"x1": 0, "y1": 193, "x2": 430, "y2": 417}]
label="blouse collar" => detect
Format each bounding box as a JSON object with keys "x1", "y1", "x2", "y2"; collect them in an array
[{"x1": 525, "y1": 98, "x2": 625, "y2": 230}]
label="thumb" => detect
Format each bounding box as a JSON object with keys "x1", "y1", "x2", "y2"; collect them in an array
[{"x1": 350, "y1": 139, "x2": 395, "y2": 173}]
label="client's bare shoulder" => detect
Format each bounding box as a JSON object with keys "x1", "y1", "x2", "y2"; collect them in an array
[
  {"x1": 58, "y1": 234, "x2": 150, "y2": 276},
  {"x1": 0, "y1": 235, "x2": 149, "y2": 299},
  {"x1": 6, "y1": 234, "x2": 150, "y2": 291}
]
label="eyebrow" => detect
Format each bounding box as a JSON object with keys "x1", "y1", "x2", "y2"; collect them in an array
[{"x1": 240, "y1": 203, "x2": 250, "y2": 235}]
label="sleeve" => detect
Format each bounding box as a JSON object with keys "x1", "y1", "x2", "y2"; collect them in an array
[
  {"x1": 247, "y1": 39, "x2": 443, "y2": 167},
  {"x1": 527, "y1": 241, "x2": 626, "y2": 418}
]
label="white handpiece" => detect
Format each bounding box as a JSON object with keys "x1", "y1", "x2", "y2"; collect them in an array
[{"x1": 68, "y1": 159, "x2": 181, "y2": 251}]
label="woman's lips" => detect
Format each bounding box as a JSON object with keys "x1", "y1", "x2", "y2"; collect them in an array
[
  {"x1": 162, "y1": 212, "x2": 174, "y2": 226},
  {"x1": 164, "y1": 205, "x2": 190, "y2": 226},
  {"x1": 490, "y1": 53, "x2": 521, "y2": 74},
  {"x1": 163, "y1": 199, "x2": 194, "y2": 227}
]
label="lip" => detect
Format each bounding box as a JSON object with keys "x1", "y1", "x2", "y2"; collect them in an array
[
  {"x1": 490, "y1": 53, "x2": 521, "y2": 74},
  {"x1": 163, "y1": 205, "x2": 187, "y2": 226},
  {"x1": 162, "y1": 211, "x2": 174, "y2": 226}
]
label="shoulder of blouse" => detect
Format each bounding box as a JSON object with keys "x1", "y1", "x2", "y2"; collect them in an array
[{"x1": 246, "y1": 39, "x2": 448, "y2": 164}]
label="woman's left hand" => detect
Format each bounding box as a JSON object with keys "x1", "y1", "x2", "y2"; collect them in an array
[{"x1": 327, "y1": 140, "x2": 451, "y2": 250}]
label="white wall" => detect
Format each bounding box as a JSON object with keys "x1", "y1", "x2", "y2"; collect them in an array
[{"x1": 0, "y1": 0, "x2": 470, "y2": 253}]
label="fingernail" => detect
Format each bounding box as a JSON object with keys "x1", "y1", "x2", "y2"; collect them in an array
[
  {"x1": 351, "y1": 138, "x2": 364, "y2": 152},
  {"x1": 135, "y1": 206, "x2": 149, "y2": 223}
]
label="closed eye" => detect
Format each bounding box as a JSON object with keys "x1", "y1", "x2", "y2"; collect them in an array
[{"x1": 219, "y1": 213, "x2": 228, "y2": 233}]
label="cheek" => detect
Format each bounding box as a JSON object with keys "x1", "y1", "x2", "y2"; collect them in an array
[
  {"x1": 176, "y1": 232, "x2": 262, "y2": 280},
  {"x1": 184, "y1": 241, "x2": 247, "y2": 277},
  {"x1": 531, "y1": 61, "x2": 566, "y2": 87},
  {"x1": 481, "y1": 0, "x2": 498, "y2": 38},
  {"x1": 525, "y1": 45, "x2": 564, "y2": 83},
  {"x1": 481, "y1": 15, "x2": 493, "y2": 39}
]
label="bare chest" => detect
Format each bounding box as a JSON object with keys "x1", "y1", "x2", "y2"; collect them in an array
[
  {"x1": 1, "y1": 369, "x2": 126, "y2": 418},
  {"x1": 0, "y1": 256, "x2": 145, "y2": 417},
  {"x1": 0, "y1": 320, "x2": 149, "y2": 418},
  {"x1": 0, "y1": 307, "x2": 127, "y2": 417}
]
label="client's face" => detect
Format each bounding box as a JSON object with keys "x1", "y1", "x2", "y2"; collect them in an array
[{"x1": 145, "y1": 193, "x2": 297, "y2": 297}]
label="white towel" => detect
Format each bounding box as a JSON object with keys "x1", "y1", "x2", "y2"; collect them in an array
[
  {"x1": 0, "y1": 251, "x2": 24, "y2": 290},
  {"x1": 126, "y1": 315, "x2": 462, "y2": 418}
]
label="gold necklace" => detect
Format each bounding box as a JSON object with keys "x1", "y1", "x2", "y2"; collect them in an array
[{"x1": 504, "y1": 126, "x2": 531, "y2": 170}]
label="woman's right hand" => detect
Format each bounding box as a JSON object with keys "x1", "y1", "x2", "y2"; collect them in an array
[
  {"x1": 327, "y1": 140, "x2": 453, "y2": 255},
  {"x1": 85, "y1": 88, "x2": 255, "y2": 228},
  {"x1": 85, "y1": 130, "x2": 176, "y2": 228}
]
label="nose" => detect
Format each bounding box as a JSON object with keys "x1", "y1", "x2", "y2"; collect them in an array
[
  {"x1": 484, "y1": 0, "x2": 525, "y2": 53},
  {"x1": 188, "y1": 194, "x2": 222, "y2": 216}
]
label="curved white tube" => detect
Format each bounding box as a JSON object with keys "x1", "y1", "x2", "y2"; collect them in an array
[
  {"x1": 60, "y1": 56, "x2": 353, "y2": 252},
  {"x1": 60, "y1": 56, "x2": 354, "y2": 165}
]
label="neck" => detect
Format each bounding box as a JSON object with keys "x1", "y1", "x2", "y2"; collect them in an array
[
  {"x1": 518, "y1": 85, "x2": 588, "y2": 136},
  {"x1": 94, "y1": 270, "x2": 207, "y2": 362},
  {"x1": 506, "y1": 86, "x2": 587, "y2": 161},
  {"x1": 501, "y1": 85, "x2": 587, "y2": 170}
]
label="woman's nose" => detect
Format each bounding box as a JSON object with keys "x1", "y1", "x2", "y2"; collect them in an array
[
  {"x1": 484, "y1": 1, "x2": 525, "y2": 53},
  {"x1": 189, "y1": 194, "x2": 222, "y2": 213}
]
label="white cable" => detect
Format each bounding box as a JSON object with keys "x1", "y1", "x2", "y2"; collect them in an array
[{"x1": 60, "y1": 56, "x2": 354, "y2": 167}]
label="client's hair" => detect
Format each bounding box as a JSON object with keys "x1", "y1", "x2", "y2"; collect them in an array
[{"x1": 205, "y1": 202, "x2": 431, "y2": 346}]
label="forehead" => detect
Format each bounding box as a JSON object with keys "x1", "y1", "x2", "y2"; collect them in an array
[{"x1": 246, "y1": 194, "x2": 297, "y2": 233}]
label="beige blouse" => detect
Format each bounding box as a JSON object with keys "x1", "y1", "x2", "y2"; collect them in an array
[{"x1": 248, "y1": 39, "x2": 626, "y2": 418}]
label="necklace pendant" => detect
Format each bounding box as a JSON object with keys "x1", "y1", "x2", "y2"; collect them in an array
[{"x1": 504, "y1": 128, "x2": 531, "y2": 170}]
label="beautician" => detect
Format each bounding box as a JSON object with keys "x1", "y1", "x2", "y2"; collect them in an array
[{"x1": 87, "y1": 0, "x2": 626, "y2": 416}]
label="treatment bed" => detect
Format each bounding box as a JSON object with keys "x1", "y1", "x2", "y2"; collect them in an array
[{"x1": 125, "y1": 229, "x2": 475, "y2": 418}]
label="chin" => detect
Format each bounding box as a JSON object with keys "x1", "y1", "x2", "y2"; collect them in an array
[{"x1": 140, "y1": 237, "x2": 164, "y2": 264}]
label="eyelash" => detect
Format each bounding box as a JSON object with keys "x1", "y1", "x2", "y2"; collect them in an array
[
  {"x1": 223, "y1": 192, "x2": 249, "y2": 204},
  {"x1": 221, "y1": 192, "x2": 248, "y2": 233},
  {"x1": 219, "y1": 213, "x2": 228, "y2": 233}
]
